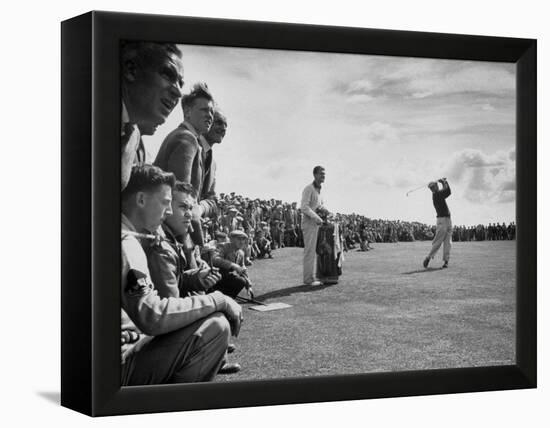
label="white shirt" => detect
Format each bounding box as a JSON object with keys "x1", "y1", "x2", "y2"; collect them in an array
[{"x1": 121, "y1": 103, "x2": 142, "y2": 191}]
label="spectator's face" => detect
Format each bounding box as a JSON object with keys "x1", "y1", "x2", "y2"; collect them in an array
[
  {"x1": 125, "y1": 51, "x2": 184, "y2": 136},
  {"x1": 139, "y1": 184, "x2": 173, "y2": 232},
  {"x1": 165, "y1": 190, "x2": 196, "y2": 236},
  {"x1": 314, "y1": 168, "x2": 326, "y2": 184},
  {"x1": 205, "y1": 111, "x2": 228, "y2": 145},
  {"x1": 232, "y1": 236, "x2": 248, "y2": 250},
  {"x1": 185, "y1": 97, "x2": 214, "y2": 135}
]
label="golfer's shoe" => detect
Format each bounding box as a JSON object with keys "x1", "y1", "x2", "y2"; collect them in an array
[
  {"x1": 423, "y1": 257, "x2": 430, "y2": 268},
  {"x1": 442, "y1": 261, "x2": 449, "y2": 269},
  {"x1": 218, "y1": 361, "x2": 241, "y2": 374},
  {"x1": 304, "y1": 280, "x2": 322, "y2": 286},
  {"x1": 227, "y1": 343, "x2": 236, "y2": 354}
]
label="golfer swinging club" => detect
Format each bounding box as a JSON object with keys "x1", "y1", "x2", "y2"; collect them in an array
[{"x1": 423, "y1": 178, "x2": 452, "y2": 269}]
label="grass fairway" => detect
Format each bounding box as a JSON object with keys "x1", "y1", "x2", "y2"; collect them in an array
[{"x1": 218, "y1": 240, "x2": 516, "y2": 381}]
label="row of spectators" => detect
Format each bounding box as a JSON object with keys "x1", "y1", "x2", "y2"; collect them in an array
[{"x1": 198, "y1": 192, "x2": 516, "y2": 257}]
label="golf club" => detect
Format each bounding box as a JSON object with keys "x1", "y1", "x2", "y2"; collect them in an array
[
  {"x1": 235, "y1": 295, "x2": 268, "y2": 306},
  {"x1": 406, "y1": 184, "x2": 427, "y2": 197},
  {"x1": 406, "y1": 178, "x2": 446, "y2": 197}
]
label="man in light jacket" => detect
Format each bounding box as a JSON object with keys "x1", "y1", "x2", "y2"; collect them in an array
[{"x1": 300, "y1": 166, "x2": 326, "y2": 286}]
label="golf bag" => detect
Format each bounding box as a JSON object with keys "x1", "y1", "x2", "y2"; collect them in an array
[{"x1": 316, "y1": 222, "x2": 343, "y2": 285}]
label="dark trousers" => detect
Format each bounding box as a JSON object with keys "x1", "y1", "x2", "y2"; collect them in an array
[
  {"x1": 284, "y1": 229, "x2": 297, "y2": 247},
  {"x1": 212, "y1": 271, "x2": 248, "y2": 298},
  {"x1": 121, "y1": 312, "x2": 230, "y2": 385}
]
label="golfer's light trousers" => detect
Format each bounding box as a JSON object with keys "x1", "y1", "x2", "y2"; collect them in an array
[
  {"x1": 427, "y1": 216, "x2": 452, "y2": 262},
  {"x1": 302, "y1": 221, "x2": 320, "y2": 284}
]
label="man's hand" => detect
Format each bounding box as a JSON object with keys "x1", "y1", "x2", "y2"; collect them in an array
[
  {"x1": 232, "y1": 264, "x2": 247, "y2": 275},
  {"x1": 121, "y1": 329, "x2": 140, "y2": 345},
  {"x1": 191, "y1": 203, "x2": 203, "y2": 223},
  {"x1": 197, "y1": 267, "x2": 221, "y2": 290},
  {"x1": 223, "y1": 296, "x2": 243, "y2": 337},
  {"x1": 197, "y1": 258, "x2": 210, "y2": 270}
]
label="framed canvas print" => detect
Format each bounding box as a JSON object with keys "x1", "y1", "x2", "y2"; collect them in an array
[{"x1": 61, "y1": 11, "x2": 536, "y2": 416}]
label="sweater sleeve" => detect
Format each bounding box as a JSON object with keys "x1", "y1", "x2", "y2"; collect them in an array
[
  {"x1": 146, "y1": 243, "x2": 180, "y2": 299},
  {"x1": 121, "y1": 235, "x2": 227, "y2": 336},
  {"x1": 441, "y1": 182, "x2": 451, "y2": 198}
]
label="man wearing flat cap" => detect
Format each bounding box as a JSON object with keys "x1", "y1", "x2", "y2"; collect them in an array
[
  {"x1": 211, "y1": 229, "x2": 252, "y2": 298},
  {"x1": 223, "y1": 207, "x2": 240, "y2": 233}
]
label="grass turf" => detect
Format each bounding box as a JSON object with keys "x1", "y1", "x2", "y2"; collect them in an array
[{"x1": 217, "y1": 240, "x2": 516, "y2": 381}]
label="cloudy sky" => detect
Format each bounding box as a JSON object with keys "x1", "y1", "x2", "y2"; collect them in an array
[{"x1": 143, "y1": 44, "x2": 516, "y2": 226}]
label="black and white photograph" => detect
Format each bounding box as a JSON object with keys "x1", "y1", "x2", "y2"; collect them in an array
[
  {"x1": 120, "y1": 42, "x2": 517, "y2": 385},
  {"x1": 4, "y1": 0, "x2": 546, "y2": 425}
]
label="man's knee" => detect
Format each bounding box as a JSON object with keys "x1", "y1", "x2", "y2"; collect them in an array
[{"x1": 197, "y1": 312, "x2": 231, "y2": 345}]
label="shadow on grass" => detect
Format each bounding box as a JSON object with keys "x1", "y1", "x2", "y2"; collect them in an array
[
  {"x1": 255, "y1": 283, "x2": 335, "y2": 301},
  {"x1": 401, "y1": 267, "x2": 444, "y2": 275}
]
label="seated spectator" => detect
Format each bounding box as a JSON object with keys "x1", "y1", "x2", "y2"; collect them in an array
[
  {"x1": 144, "y1": 181, "x2": 221, "y2": 298},
  {"x1": 120, "y1": 165, "x2": 243, "y2": 385}
]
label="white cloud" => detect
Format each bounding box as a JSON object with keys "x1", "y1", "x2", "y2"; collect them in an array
[
  {"x1": 362, "y1": 122, "x2": 400, "y2": 145},
  {"x1": 347, "y1": 79, "x2": 375, "y2": 93},
  {"x1": 346, "y1": 93, "x2": 376, "y2": 104},
  {"x1": 445, "y1": 148, "x2": 515, "y2": 203},
  {"x1": 342, "y1": 60, "x2": 515, "y2": 102},
  {"x1": 480, "y1": 103, "x2": 496, "y2": 111},
  {"x1": 410, "y1": 91, "x2": 433, "y2": 99}
]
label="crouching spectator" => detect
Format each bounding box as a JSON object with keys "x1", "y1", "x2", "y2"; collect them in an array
[
  {"x1": 254, "y1": 229, "x2": 273, "y2": 259},
  {"x1": 120, "y1": 165, "x2": 243, "y2": 385},
  {"x1": 144, "y1": 181, "x2": 221, "y2": 298},
  {"x1": 211, "y1": 230, "x2": 253, "y2": 298}
]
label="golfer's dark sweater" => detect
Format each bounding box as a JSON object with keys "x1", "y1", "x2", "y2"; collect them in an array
[{"x1": 432, "y1": 185, "x2": 451, "y2": 217}]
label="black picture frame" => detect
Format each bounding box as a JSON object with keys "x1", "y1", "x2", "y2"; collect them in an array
[{"x1": 61, "y1": 10, "x2": 536, "y2": 416}]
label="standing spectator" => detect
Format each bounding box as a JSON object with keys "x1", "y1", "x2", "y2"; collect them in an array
[
  {"x1": 120, "y1": 42, "x2": 184, "y2": 190},
  {"x1": 284, "y1": 203, "x2": 298, "y2": 247},
  {"x1": 154, "y1": 82, "x2": 216, "y2": 245}
]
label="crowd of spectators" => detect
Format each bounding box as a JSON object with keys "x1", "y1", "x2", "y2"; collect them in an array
[{"x1": 198, "y1": 193, "x2": 517, "y2": 258}]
